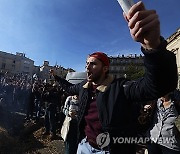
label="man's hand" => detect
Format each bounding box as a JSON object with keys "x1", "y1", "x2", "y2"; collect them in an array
[
  {"x1": 69, "y1": 109, "x2": 77, "y2": 118},
  {"x1": 124, "y1": 1, "x2": 160, "y2": 50}
]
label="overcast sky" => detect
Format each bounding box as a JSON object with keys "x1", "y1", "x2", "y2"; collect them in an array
[{"x1": 0, "y1": 0, "x2": 179, "y2": 71}]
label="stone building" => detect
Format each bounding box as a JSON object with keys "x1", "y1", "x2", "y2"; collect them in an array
[
  {"x1": 109, "y1": 54, "x2": 144, "y2": 78},
  {"x1": 38, "y1": 60, "x2": 75, "y2": 80},
  {"x1": 166, "y1": 28, "x2": 180, "y2": 89},
  {"x1": 0, "y1": 51, "x2": 34, "y2": 76}
]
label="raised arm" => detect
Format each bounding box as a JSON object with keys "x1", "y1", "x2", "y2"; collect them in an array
[
  {"x1": 49, "y1": 69, "x2": 80, "y2": 95},
  {"x1": 123, "y1": 1, "x2": 178, "y2": 101}
]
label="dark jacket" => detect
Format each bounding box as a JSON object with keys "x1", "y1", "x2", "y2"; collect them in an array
[{"x1": 55, "y1": 47, "x2": 178, "y2": 152}]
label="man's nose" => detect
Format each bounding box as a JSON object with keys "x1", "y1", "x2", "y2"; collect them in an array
[{"x1": 85, "y1": 63, "x2": 90, "y2": 70}]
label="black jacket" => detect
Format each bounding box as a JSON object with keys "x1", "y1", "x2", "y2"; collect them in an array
[{"x1": 55, "y1": 47, "x2": 177, "y2": 152}]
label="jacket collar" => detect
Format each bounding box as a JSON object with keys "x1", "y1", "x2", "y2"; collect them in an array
[{"x1": 82, "y1": 75, "x2": 114, "y2": 92}]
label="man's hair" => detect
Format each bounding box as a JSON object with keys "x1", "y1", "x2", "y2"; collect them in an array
[{"x1": 89, "y1": 52, "x2": 110, "y2": 67}]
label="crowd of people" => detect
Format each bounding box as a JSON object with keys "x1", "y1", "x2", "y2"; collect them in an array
[
  {"x1": 0, "y1": 73, "x2": 33, "y2": 110},
  {"x1": 0, "y1": 72, "x2": 69, "y2": 140},
  {"x1": 0, "y1": 70, "x2": 180, "y2": 154}
]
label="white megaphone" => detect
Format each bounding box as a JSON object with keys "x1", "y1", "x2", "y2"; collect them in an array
[{"x1": 117, "y1": 0, "x2": 135, "y2": 14}]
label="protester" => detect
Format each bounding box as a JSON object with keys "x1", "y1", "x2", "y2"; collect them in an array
[
  {"x1": 62, "y1": 72, "x2": 86, "y2": 154},
  {"x1": 42, "y1": 82, "x2": 60, "y2": 140},
  {"x1": 50, "y1": 1, "x2": 178, "y2": 153},
  {"x1": 62, "y1": 95, "x2": 79, "y2": 154},
  {"x1": 25, "y1": 84, "x2": 34, "y2": 120},
  {"x1": 146, "y1": 93, "x2": 180, "y2": 154}
]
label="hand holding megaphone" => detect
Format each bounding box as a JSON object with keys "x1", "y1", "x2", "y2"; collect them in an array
[{"x1": 117, "y1": 0, "x2": 134, "y2": 14}]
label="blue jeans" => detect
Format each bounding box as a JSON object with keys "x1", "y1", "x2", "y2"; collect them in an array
[{"x1": 77, "y1": 138, "x2": 110, "y2": 154}]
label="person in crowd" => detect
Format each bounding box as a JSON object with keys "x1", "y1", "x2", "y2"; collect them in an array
[
  {"x1": 63, "y1": 95, "x2": 79, "y2": 154},
  {"x1": 25, "y1": 83, "x2": 34, "y2": 120},
  {"x1": 19, "y1": 83, "x2": 27, "y2": 109},
  {"x1": 32, "y1": 83, "x2": 42, "y2": 122},
  {"x1": 62, "y1": 72, "x2": 86, "y2": 154},
  {"x1": 42, "y1": 82, "x2": 60, "y2": 140},
  {"x1": 50, "y1": 1, "x2": 177, "y2": 153},
  {"x1": 146, "y1": 92, "x2": 180, "y2": 154},
  {"x1": 3, "y1": 81, "x2": 14, "y2": 106},
  {"x1": 58, "y1": 90, "x2": 69, "y2": 131},
  {"x1": 15, "y1": 82, "x2": 22, "y2": 107},
  {"x1": 13, "y1": 81, "x2": 19, "y2": 107}
]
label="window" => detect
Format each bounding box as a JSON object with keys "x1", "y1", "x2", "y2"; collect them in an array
[
  {"x1": 12, "y1": 65, "x2": 15, "y2": 69},
  {"x1": 24, "y1": 66, "x2": 29, "y2": 71},
  {"x1": 24, "y1": 60, "x2": 30, "y2": 64},
  {"x1": 1, "y1": 63, "x2": 6, "y2": 69}
]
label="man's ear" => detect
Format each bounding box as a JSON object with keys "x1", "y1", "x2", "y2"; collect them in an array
[{"x1": 103, "y1": 66, "x2": 109, "y2": 73}]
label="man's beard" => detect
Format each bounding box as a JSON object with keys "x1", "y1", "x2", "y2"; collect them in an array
[{"x1": 87, "y1": 70, "x2": 104, "y2": 83}]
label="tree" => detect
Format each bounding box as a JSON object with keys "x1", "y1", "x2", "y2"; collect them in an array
[{"x1": 125, "y1": 64, "x2": 144, "y2": 80}]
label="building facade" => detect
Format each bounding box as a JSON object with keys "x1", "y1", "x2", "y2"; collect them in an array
[
  {"x1": 166, "y1": 28, "x2": 180, "y2": 89},
  {"x1": 0, "y1": 51, "x2": 75, "y2": 81},
  {"x1": 38, "y1": 60, "x2": 75, "y2": 80},
  {"x1": 0, "y1": 51, "x2": 34, "y2": 76},
  {"x1": 109, "y1": 54, "x2": 144, "y2": 78}
]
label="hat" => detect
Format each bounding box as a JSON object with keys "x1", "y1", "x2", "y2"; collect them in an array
[
  {"x1": 89, "y1": 52, "x2": 109, "y2": 67},
  {"x1": 66, "y1": 72, "x2": 87, "y2": 84}
]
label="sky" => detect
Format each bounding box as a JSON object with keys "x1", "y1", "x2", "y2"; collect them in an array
[{"x1": 0, "y1": 0, "x2": 179, "y2": 71}]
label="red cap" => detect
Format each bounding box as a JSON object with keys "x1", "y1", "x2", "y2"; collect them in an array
[{"x1": 89, "y1": 52, "x2": 110, "y2": 67}]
